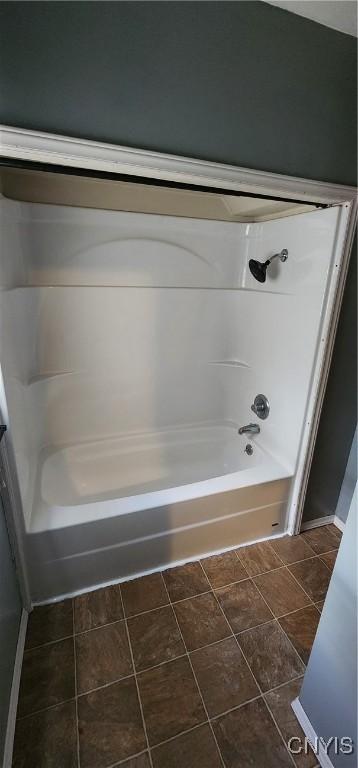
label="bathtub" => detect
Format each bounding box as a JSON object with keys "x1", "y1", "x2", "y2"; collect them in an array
[{"x1": 26, "y1": 423, "x2": 292, "y2": 602}]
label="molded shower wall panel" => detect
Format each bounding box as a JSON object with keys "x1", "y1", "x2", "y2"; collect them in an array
[
  {"x1": 25, "y1": 205, "x2": 249, "y2": 287},
  {"x1": 0, "y1": 197, "x2": 39, "y2": 525},
  {"x1": 239, "y1": 206, "x2": 342, "y2": 470}
]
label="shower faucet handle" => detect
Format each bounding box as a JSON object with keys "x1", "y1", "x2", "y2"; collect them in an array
[{"x1": 251, "y1": 394, "x2": 270, "y2": 420}]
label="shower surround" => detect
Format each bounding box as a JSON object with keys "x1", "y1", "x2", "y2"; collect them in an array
[{"x1": 0, "y1": 194, "x2": 348, "y2": 601}]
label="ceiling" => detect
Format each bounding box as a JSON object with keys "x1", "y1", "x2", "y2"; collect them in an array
[{"x1": 265, "y1": 1, "x2": 357, "y2": 37}]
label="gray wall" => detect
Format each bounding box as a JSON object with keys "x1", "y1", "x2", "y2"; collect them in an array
[
  {"x1": 0, "y1": 1, "x2": 356, "y2": 185},
  {"x1": 299, "y1": 488, "x2": 357, "y2": 767},
  {"x1": 0, "y1": 1, "x2": 356, "y2": 520},
  {"x1": 335, "y1": 428, "x2": 357, "y2": 524}
]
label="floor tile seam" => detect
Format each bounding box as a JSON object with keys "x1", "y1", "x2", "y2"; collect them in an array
[
  {"x1": 209, "y1": 692, "x2": 263, "y2": 724},
  {"x1": 286, "y1": 564, "x2": 322, "y2": 604},
  {"x1": 72, "y1": 601, "x2": 81, "y2": 768},
  {"x1": 16, "y1": 696, "x2": 76, "y2": 722},
  {"x1": 253, "y1": 561, "x2": 316, "y2": 605},
  {"x1": 262, "y1": 694, "x2": 298, "y2": 768},
  {"x1": 24, "y1": 632, "x2": 74, "y2": 653},
  {"x1": 118, "y1": 585, "x2": 155, "y2": 768},
  {"x1": 124, "y1": 600, "x2": 170, "y2": 621},
  {"x1": 75, "y1": 616, "x2": 126, "y2": 637},
  {"x1": 77, "y1": 671, "x2": 135, "y2": 698},
  {"x1": 271, "y1": 537, "x2": 316, "y2": 561},
  {"x1": 278, "y1": 557, "x2": 316, "y2": 607},
  {"x1": 300, "y1": 537, "x2": 340, "y2": 557},
  {"x1": 147, "y1": 720, "x2": 210, "y2": 753},
  {"x1": 276, "y1": 604, "x2": 321, "y2": 621},
  {"x1": 235, "y1": 618, "x2": 277, "y2": 637},
  {"x1": 200, "y1": 554, "x2": 250, "y2": 585},
  {"x1": 161, "y1": 567, "x2": 227, "y2": 768},
  {"x1": 235, "y1": 538, "x2": 286, "y2": 573},
  {"x1": 202, "y1": 562, "x2": 265, "y2": 700},
  {"x1": 107, "y1": 748, "x2": 149, "y2": 768},
  {"x1": 263, "y1": 673, "x2": 305, "y2": 697},
  {"x1": 200, "y1": 572, "x2": 251, "y2": 591},
  {"x1": 250, "y1": 578, "x2": 309, "y2": 669},
  {"x1": 318, "y1": 554, "x2": 336, "y2": 570}
]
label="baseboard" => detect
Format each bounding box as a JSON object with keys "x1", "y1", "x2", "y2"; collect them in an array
[
  {"x1": 300, "y1": 515, "x2": 345, "y2": 533},
  {"x1": 300, "y1": 515, "x2": 335, "y2": 531},
  {"x1": 3, "y1": 609, "x2": 28, "y2": 768},
  {"x1": 291, "y1": 697, "x2": 335, "y2": 768},
  {"x1": 333, "y1": 515, "x2": 345, "y2": 533}
]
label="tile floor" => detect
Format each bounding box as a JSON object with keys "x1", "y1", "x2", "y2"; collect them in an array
[{"x1": 12, "y1": 523, "x2": 342, "y2": 768}]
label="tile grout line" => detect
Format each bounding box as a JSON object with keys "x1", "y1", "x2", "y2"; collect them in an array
[
  {"x1": 77, "y1": 671, "x2": 135, "y2": 699},
  {"x1": 254, "y1": 549, "x2": 304, "y2": 765},
  {"x1": 160, "y1": 570, "x2": 227, "y2": 768},
  {"x1": 16, "y1": 696, "x2": 77, "y2": 722},
  {"x1": 262, "y1": 695, "x2": 297, "y2": 768},
  {"x1": 108, "y1": 748, "x2": 150, "y2": 768},
  {"x1": 24, "y1": 632, "x2": 75, "y2": 653},
  {"x1": 252, "y1": 563, "x2": 315, "y2": 611},
  {"x1": 203, "y1": 562, "x2": 267, "y2": 700},
  {"x1": 149, "y1": 720, "x2": 210, "y2": 753},
  {"x1": 205, "y1": 560, "x2": 298, "y2": 766},
  {"x1": 230, "y1": 554, "x2": 299, "y2": 766},
  {"x1": 250, "y1": 578, "x2": 309, "y2": 670},
  {"x1": 286, "y1": 562, "x2": 326, "y2": 605},
  {"x1": 318, "y1": 554, "x2": 336, "y2": 571},
  {"x1": 118, "y1": 584, "x2": 154, "y2": 768},
  {"x1": 72, "y1": 602, "x2": 81, "y2": 768}
]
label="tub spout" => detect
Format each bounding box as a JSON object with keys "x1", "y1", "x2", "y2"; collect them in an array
[{"x1": 238, "y1": 423, "x2": 260, "y2": 435}]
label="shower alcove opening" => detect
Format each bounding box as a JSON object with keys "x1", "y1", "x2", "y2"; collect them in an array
[{"x1": 0, "y1": 128, "x2": 355, "y2": 603}]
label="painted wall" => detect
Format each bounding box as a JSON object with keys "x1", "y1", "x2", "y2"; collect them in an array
[
  {"x1": 335, "y1": 428, "x2": 357, "y2": 524},
  {"x1": 298, "y1": 487, "x2": 357, "y2": 767},
  {"x1": 0, "y1": 1, "x2": 356, "y2": 185}
]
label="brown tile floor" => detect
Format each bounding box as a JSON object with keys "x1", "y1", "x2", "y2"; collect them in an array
[{"x1": 13, "y1": 524, "x2": 341, "y2": 768}]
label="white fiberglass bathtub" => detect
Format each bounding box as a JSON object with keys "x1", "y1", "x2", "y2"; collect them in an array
[
  {"x1": 26, "y1": 423, "x2": 292, "y2": 601},
  {"x1": 32, "y1": 423, "x2": 291, "y2": 531}
]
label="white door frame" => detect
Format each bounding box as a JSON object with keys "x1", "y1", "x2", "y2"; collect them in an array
[{"x1": 0, "y1": 124, "x2": 356, "y2": 538}]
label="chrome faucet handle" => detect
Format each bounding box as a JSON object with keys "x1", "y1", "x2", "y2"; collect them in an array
[{"x1": 251, "y1": 394, "x2": 270, "y2": 420}]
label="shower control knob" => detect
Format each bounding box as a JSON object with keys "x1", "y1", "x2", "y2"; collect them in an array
[{"x1": 251, "y1": 394, "x2": 270, "y2": 420}]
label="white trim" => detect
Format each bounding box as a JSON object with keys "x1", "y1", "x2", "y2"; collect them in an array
[
  {"x1": 33, "y1": 530, "x2": 286, "y2": 606},
  {"x1": 291, "y1": 697, "x2": 336, "y2": 768},
  {"x1": 300, "y1": 515, "x2": 335, "y2": 531},
  {"x1": 3, "y1": 609, "x2": 28, "y2": 768},
  {"x1": 0, "y1": 125, "x2": 356, "y2": 205},
  {"x1": 287, "y1": 201, "x2": 355, "y2": 534},
  {"x1": 333, "y1": 515, "x2": 346, "y2": 533}
]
